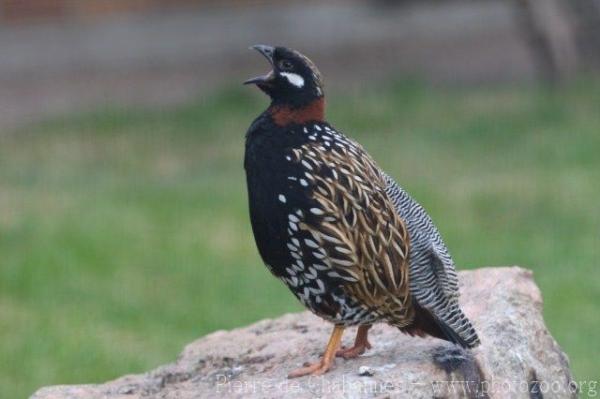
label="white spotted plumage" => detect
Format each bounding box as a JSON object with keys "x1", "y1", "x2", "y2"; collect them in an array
[
  {"x1": 245, "y1": 47, "x2": 481, "y2": 380},
  {"x1": 285, "y1": 145, "x2": 482, "y2": 341}
]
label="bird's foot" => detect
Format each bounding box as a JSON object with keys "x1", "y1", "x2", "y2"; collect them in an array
[
  {"x1": 335, "y1": 340, "x2": 372, "y2": 359},
  {"x1": 287, "y1": 359, "x2": 335, "y2": 378},
  {"x1": 336, "y1": 324, "x2": 372, "y2": 359},
  {"x1": 288, "y1": 325, "x2": 344, "y2": 378}
]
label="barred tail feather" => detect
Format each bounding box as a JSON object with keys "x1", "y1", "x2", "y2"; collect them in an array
[
  {"x1": 436, "y1": 319, "x2": 479, "y2": 349},
  {"x1": 435, "y1": 308, "x2": 480, "y2": 349},
  {"x1": 402, "y1": 303, "x2": 480, "y2": 349}
]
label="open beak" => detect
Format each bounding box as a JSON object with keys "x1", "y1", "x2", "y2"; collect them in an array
[{"x1": 244, "y1": 44, "x2": 275, "y2": 85}]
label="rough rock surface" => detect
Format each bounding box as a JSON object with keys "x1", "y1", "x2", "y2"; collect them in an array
[{"x1": 31, "y1": 267, "x2": 576, "y2": 399}]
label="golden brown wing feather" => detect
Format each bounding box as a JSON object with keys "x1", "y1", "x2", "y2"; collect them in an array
[{"x1": 291, "y1": 138, "x2": 414, "y2": 326}]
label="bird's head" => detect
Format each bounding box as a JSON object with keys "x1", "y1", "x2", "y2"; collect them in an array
[{"x1": 244, "y1": 45, "x2": 324, "y2": 108}]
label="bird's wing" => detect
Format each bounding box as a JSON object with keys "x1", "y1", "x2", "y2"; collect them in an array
[
  {"x1": 383, "y1": 174, "x2": 480, "y2": 347},
  {"x1": 289, "y1": 137, "x2": 413, "y2": 324},
  {"x1": 382, "y1": 173, "x2": 460, "y2": 303},
  {"x1": 429, "y1": 242, "x2": 460, "y2": 298}
]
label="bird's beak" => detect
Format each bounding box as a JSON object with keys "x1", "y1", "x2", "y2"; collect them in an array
[{"x1": 244, "y1": 44, "x2": 276, "y2": 85}]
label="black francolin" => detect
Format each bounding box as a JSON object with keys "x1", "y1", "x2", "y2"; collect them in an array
[{"x1": 243, "y1": 45, "x2": 480, "y2": 378}]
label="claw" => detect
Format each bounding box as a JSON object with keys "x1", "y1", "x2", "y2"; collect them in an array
[
  {"x1": 287, "y1": 325, "x2": 344, "y2": 378},
  {"x1": 335, "y1": 340, "x2": 371, "y2": 359},
  {"x1": 336, "y1": 325, "x2": 372, "y2": 359},
  {"x1": 288, "y1": 360, "x2": 334, "y2": 378}
]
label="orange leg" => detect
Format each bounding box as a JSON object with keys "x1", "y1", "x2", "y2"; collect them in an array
[
  {"x1": 287, "y1": 325, "x2": 345, "y2": 378},
  {"x1": 336, "y1": 324, "x2": 372, "y2": 359}
]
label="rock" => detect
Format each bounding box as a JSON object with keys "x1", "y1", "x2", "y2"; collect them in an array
[
  {"x1": 31, "y1": 267, "x2": 576, "y2": 399},
  {"x1": 358, "y1": 365, "x2": 375, "y2": 377}
]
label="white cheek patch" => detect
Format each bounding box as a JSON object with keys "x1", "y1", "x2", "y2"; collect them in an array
[{"x1": 280, "y1": 72, "x2": 305, "y2": 88}]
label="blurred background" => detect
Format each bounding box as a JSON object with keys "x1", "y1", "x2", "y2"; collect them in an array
[{"x1": 0, "y1": 0, "x2": 599, "y2": 397}]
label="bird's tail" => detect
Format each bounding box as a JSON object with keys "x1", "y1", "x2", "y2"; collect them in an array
[
  {"x1": 434, "y1": 305, "x2": 480, "y2": 349},
  {"x1": 403, "y1": 303, "x2": 480, "y2": 349}
]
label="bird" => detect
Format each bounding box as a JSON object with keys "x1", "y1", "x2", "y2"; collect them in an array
[{"x1": 243, "y1": 45, "x2": 480, "y2": 378}]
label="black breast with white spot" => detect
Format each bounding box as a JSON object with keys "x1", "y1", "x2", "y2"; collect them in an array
[{"x1": 245, "y1": 116, "x2": 381, "y2": 325}]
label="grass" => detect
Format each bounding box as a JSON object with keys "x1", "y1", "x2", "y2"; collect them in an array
[{"x1": 1, "y1": 80, "x2": 599, "y2": 398}]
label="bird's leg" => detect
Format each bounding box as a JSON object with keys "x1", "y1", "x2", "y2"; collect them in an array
[
  {"x1": 336, "y1": 324, "x2": 372, "y2": 359},
  {"x1": 287, "y1": 325, "x2": 344, "y2": 378}
]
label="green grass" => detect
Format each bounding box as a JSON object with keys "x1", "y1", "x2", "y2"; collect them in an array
[{"x1": 1, "y1": 80, "x2": 599, "y2": 398}]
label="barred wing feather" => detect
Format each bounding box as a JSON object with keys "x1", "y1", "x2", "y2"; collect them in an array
[{"x1": 383, "y1": 173, "x2": 480, "y2": 348}]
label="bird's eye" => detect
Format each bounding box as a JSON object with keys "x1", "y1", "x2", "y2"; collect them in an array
[{"x1": 278, "y1": 60, "x2": 293, "y2": 71}]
